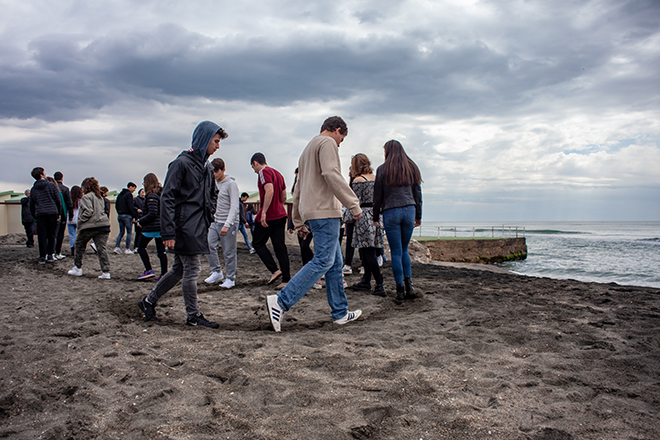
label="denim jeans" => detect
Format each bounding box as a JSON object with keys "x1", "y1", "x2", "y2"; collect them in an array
[
  {"x1": 277, "y1": 217, "x2": 348, "y2": 321},
  {"x1": 147, "y1": 254, "x2": 201, "y2": 318},
  {"x1": 67, "y1": 223, "x2": 77, "y2": 248},
  {"x1": 115, "y1": 214, "x2": 133, "y2": 248},
  {"x1": 382, "y1": 206, "x2": 416, "y2": 286},
  {"x1": 237, "y1": 223, "x2": 252, "y2": 250}
]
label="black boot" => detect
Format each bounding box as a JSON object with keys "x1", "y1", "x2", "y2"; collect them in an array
[
  {"x1": 352, "y1": 276, "x2": 372, "y2": 291},
  {"x1": 395, "y1": 284, "x2": 405, "y2": 302},
  {"x1": 404, "y1": 276, "x2": 415, "y2": 298},
  {"x1": 372, "y1": 274, "x2": 386, "y2": 297}
]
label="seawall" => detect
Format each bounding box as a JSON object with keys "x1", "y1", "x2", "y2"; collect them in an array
[{"x1": 423, "y1": 238, "x2": 527, "y2": 264}]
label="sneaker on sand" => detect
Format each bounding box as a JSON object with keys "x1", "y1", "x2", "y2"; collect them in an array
[
  {"x1": 138, "y1": 297, "x2": 158, "y2": 322},
  {"x1": 204, "y1": 271, "x2": 224, "y2": 284},
  {"x1": 56, "y1": 253, "x2": 66, "y2": 260},
  {"x1": 124, "y1": 249, "x2": 134, "y2": 255},
  {"x1": 313, "y1": 280, "x2": 323, "y2": 289},
  {"x1": 333, "y1": 310, "x2": 362, "y2": 325},
  {"x1": 138, "y1": 269, "x2": 155, "y2": 280},
  {"x1": 68, "y1": 266, "x2": 83, "y2": 276},
  {"x1": 359, "y1": 267, "x2": 365, "y2": 275},
  {"x1": 90, "y1": 243, "x2": 97, "y2": 253},
  {"x1": 249, "y1": 248, "x2": 256, "y2": 254},
  {"x1": 220, "y1": 278, "x2": 235, "y2": 289},
  {"x1": 377, "y1": 256, "x2": 383, "y2": 267},
  {"x1": 46, "y1": 254, "x2": 56, "y2": 263},
  {"x1": 39, "y1": 258, "x2": 46, "y2": 264},
  {"x1": 266, "y1": 294, "x2": 284, "y2": 332},
  {"x1": 186, "y1": 313, "x2": 219, "y2": 328},
  {"x1": 342, "y1": 265, "x2": 353, "y2": 275},
  {"x1": 113, "y1": 247, "x2": 123, "y2": 254},
  {"x1": 98, "y1": 273, "x2": 111, "y2": 279},
  {"x1": 343, "y1": 280, "x2": 348, "y2": 288}
]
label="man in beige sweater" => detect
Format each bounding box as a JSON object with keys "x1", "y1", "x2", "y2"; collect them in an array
[{"x1": 266, "y1": 116, "x2": 363, "y2": 332}]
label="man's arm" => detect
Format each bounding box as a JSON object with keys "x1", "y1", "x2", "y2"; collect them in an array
[
  {"x1": 260, "y1": 183, "x2": 274, "y2": 227},
  {"x1": 222, "y1": 182, "x2": 240, "y2": 235},
  {"x1": 160, "y1": 160, "x2": 183, "y2": 247},
  {"x1": 317, "y1": 140, "x2": 362, "y2": 219}
]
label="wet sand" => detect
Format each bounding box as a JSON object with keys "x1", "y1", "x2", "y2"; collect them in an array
[{"x1": 0, "y1": 232, "x2": 659, "y2": 439}]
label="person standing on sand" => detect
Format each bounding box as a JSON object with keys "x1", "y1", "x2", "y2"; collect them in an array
[
  {"x1": 250, "y1": 152, "x2": 290, "y2": 290},
  {"x1": 204, "y1": 158, "x2": 240, "y2": 289},
  {"x1": 114, "y1": 182, "x2": 137, "y2": 254},
  {"x1": 373, "y1": 140, "x2": 422, "y2": 302},
  {"x1": 53, "y1": 172, "x2": 73, "y2": 260},
  {"x1": 137, "y1": 121, "x2": 226, "y2": 328},
  {"x1": 29, "y1": 167, "x2": 62, "y2": 264},
  {"x1": 21, "y1": 189, "x2": 35, "y2": 248},
  {"x1": 238, "y1": 192, "x2": 255, "y2": 254},
  {"x1": 135, "y1": 174, "x2": 167, "y2": 281},
  {"x1": 266, "y1": 116, "x2": 363, "y2": 332},
  {"x1": 67, "y1": 177, "x2": 111, "y2": 279}
]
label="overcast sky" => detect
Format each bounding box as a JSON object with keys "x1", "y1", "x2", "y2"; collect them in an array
[{"x1": 1, "y1": 0, "x2": 658, "y2": 221}]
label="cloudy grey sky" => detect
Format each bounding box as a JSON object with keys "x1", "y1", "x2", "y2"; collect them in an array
[{"x1": 1, "y1": 0, "x2": 658, "y2": 221}]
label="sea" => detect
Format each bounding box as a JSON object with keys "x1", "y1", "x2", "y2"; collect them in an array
[{"x1": 416, "y1": 221, "x2": 660, "y2": 289}]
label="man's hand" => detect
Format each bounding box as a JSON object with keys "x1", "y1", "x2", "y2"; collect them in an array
[
  {"x1": 164, "y1": 239, "x2": 175, "y2": 248},
  {"x1": 260, "y1": 212, "x2": 268, "y2": 228},
  {"x1": 353, "y1": 212, "x2": 362, "y2": 222},
  {"x1": 298, "y1": 228, "x2": 309, "y2": 239},
  {"x1": 220, "y1": 226, "x2": 229, "y2": 236},
  {"x1": 415, "y1": 219, "x2": 421, "y2": 227}
]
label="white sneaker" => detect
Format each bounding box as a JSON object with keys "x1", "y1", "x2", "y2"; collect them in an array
[
  {"x1": 359, "y1": 267, "x2": 365, "y2": 275},
  {"x1": 113, "y1": 247, "x2": 122, "y2": 254},
  {"x1": 124, "y1": 249, "x2": 134, "y2": 254},
  {"x1": 56, "y1": 253, "x2": 66, "y2": 260},
  {"x1": 377, "y1": 256, "x2": 383, "y2": 266},
  {"x1": 334, "y1": 309, "x2": 362, "y2": 325},
  {"x1": 313, "y1": 280, "x2": 323, "y2": 289},
  {"x1": 249, "y1": 248, "x2": 256, "y2": 254},
  {"x1": 68, "y1": 266, "x2": 83, "y2": 276},
  {"x1": 98, "y1": 273, "x2": 111, "y2": 279},
  {"x1": 342, "y1": 265, "x2": 352, "y2": 275},
  {"x1": 343, "y1": 280, "x2": 348, "y2": 288},
  {"x1": 266, "y1": 294, "x2": 284, "y2": 332},
  {"x1": 220, "y1": 278, "x2": 235, "y2": 289},
  {"x1": 204, "y1": 271, "x2": 224, "y2": 284}
]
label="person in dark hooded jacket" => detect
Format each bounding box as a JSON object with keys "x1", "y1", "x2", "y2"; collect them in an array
[
  {"x1": 29, "y1": 167, "x2": 62, "y2": 263},
  {"x1": 138, "y1": 121, "x2": 226, "y2": 328}
]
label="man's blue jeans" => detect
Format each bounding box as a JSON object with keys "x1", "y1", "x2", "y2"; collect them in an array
[
  {"x1": 238, "y1": 223, "x2": 252, "y2": 250},
  {"x1": 115, "y1": 214, "x2": 133, "y2": 248},
  {"x1": 382, "y1": 206, "x2": 416, "y2": 286},
  {"x1": 277, "y1": 217, "x2": 348, "y2": 321}
]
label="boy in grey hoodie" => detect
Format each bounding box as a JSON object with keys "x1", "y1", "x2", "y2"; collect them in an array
[{"x1": 204, "y1": 158, "x2": 240, "y2": 289}]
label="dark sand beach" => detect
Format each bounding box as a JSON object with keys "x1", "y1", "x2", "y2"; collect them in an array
[{"x1": 1, "y1": 233, "x2": 659, "y2": 439}]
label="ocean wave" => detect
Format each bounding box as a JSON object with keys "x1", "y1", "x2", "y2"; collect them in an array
[
  {"x1": 526, "y1": 229, "x2": 586, "y2": 235},
  {"x1": 636, "y1": 237, "x2": 660, "y2": 243}
]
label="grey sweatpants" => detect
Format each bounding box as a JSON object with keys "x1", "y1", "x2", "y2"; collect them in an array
[
  {"x1": 146, "y1": 253, "x2": 201, "y2": 317},
  {"x1": 206, "y1": 222, "x2": 238, "y2": 281}
]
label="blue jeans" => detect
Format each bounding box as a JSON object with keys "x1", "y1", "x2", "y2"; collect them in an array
[
  {"x1": 238, "y1": 223, "x2": 252, "y2": 250},
  {"x1": 67, "y1": 223, "x2": 77, "y2": 248},
  {"x1": 277, "y1": 218, "x2": 348, "y2": 321},
  {"x1": 382, "y1": 206, "x2": 416, "y2": 286},
  {"x1": 115, "y1": 214, "x2": 133, "y2": 248}
]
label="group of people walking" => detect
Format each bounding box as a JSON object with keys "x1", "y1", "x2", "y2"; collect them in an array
[{"x1": 25, "y1": 115, "x2": 422, "y2": 332}]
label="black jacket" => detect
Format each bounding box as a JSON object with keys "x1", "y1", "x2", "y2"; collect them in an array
[
  {"x1": 21, "y1": 197, "x2": 34, "y2": 223},
  {"x1": 373, "y1": 165, "x2": 422, "y2": 222},
  {"x1": 160, "y1": 121, "x2": 220, "y2": 254},
  {"x1": 115, "y1": 188, "x2": 134, "y2": 215},
  {"x1": 29, "y1": 179, "x2": 62, "y2": 218},
  {"x1": 138, "y1": 192, "x2": 162, "y2": 233},
  {"x1": 133, "y1": 195, "x2": 145, "y2": 219},
  {"x1": 57, "y1": 182, "x2": 74, "y2": 221}
]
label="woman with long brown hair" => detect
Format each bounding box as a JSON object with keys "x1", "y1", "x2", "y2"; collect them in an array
[
  {"x1": 350, "y1": 153, "x2": 386, "y2": 296},
  {"x1": 136, "y1": 173, "x2": 167, "y2": 280},
  {"x1": 68, "y1": 177, "x2": 111, "y2": 279},
  {"x1": 373, "y1": 140, "x2": 422, "y2": 301}
]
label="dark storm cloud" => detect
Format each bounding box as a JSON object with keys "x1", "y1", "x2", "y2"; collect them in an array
[{"x1": 1, "y1": 1, "x2": 658, "y2": 122}]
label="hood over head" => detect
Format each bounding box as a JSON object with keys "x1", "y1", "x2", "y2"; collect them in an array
[{"x1": 190, "y1": 121, "x2": 223, "y2": 161}]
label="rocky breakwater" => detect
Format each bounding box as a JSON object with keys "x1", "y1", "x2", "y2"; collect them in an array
[{"x1": 423, "y1": 237, "x2": 527, "y2": 264}]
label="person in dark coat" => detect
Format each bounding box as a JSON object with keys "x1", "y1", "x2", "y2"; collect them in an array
[
  {"x1": 113, "y1": 182, "x2": 137, "y2": 254},
  {"x1": 133, "y1": 188, "x2": 146, "y2": 252},
  {"x1": 20, "y1": 189, "x2": 35, "y2": 248},
  {"x1": 29, "y1": 167, "x2": 62, "y2": 263},
  {"x1": 138, "y1": 120, "x2": 226, "y2": 328},
  {"x1": 135, "y1": 176, "x2": 167, "y2": 280},
  {"x1": 53, "y1": 171, "x2": 73, "y2": 259}
]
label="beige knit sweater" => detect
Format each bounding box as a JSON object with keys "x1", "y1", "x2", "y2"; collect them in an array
[{"x1": 292, "y1": 135, "x2": 362, "y2": 229}]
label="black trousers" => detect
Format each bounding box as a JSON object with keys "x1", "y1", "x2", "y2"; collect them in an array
[
  {"x1": 55, "y1": 221, "x2": 66, "y2": 254},
  {"x1": 344, "y1": 222, "x2": 355, "y2": 266},
  {"x1": 358, "y1": 246, "x2": 382, "y2": 284},
  {"x1": 252, "y1": 217, "x2": 290, "y2": 282},
  {"x1": 138, "y1": 235, "x2": 168, "y2": 276},
  {"x1": 23, "y1": 222, "x2": 35, "y2": 247},
  {"x1": 297, "y1": 231, "x2": 314, "y2": 266},
  {"x1": 35, "y1": 214, "x2": 58, "y2": 259}
]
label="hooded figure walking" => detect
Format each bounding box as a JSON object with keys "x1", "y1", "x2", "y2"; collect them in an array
[{"x1": 138, "y1": 121, "x2": 227, "y2": 328}]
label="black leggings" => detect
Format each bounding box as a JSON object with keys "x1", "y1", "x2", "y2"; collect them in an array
[
  {"x1": 138, "y1": 235, "x2": 168, "y2": 275},
  {"x1": 36, "y1": 214, "x2": 58, "y2": 259},
  {"x1": 358, "y1": 247, "x2": 382, "y2": 283},
  {"x1": 298, "y1": 231, "x2": 314, "y2": 266},
  {"x1": 344, "y1": 222, "x2": 355, "y2": 266}
]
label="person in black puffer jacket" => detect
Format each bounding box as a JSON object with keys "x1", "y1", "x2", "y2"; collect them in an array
[
  {"x1": 21, "y1": 189, "x2": 35, "y2": 248},
  {"x1": 135, "y1": 174, "x2": 167, "y2": 280},
  {"x1": 29, "y1": 167, "x2": 62, "y2": 263}
]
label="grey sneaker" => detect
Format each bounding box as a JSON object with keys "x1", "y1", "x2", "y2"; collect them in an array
[
  {"x1": 186, "y1": 313, "x2": 219, "y2": 329},
  {"x1": 138, "y1": 297, "x2": 158, "y2": 322},
  {"x1": 266, "y1": 294, "x2": 284, "y2": 332},
  {"x1": 333, "y1": 310, "x2": 362, "y2": 325}
]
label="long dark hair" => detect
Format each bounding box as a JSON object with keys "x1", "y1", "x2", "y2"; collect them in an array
[
  {"x1": 81, "y1": 177, "x2": 102, "y2": 199},
  {"x1": 380, "y1": 140, "x2": 422, "y2": 186},
  {"x1": 350, "y1": 153, "x2": 373, "y2": 178},
  {"x1": 143, "y1": 173, "x2": 160, "y2": 195},
  {"x1": 70, "y1": 185, "x2": 83, "y2": 210}
]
